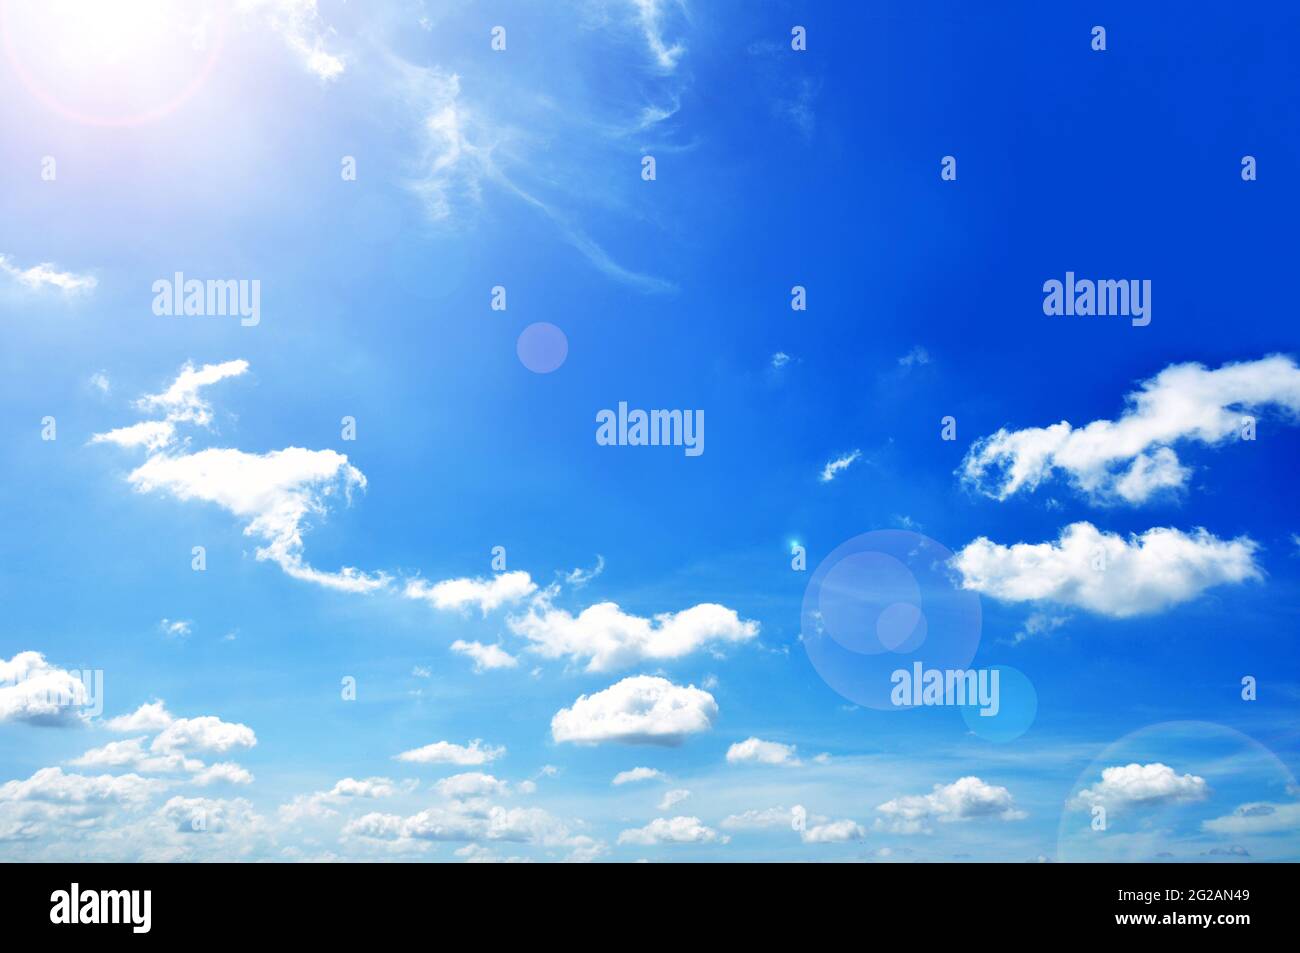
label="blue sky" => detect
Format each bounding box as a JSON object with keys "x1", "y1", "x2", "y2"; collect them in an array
[{"x1": 1, "y1": 0, "x2": 1298, "y2": 862}]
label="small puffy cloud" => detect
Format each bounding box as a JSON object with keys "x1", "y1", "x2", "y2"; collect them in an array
[
  {"x1": 450, "y1": 640, "x2": 519, "y2": 672},
  {"x1": 551, "y1": 676, "x2": 718, "y2": 746},
  {"x1": 1202, "y1": 800, "x2": 1300, "y2": 835},
  {"x1": 770, "y1": 352, "x2": 792, "y2": 370},
  {"x1": 328, "y1": 777, "x2": 402, "y2": 799},
  {"x1": 819, "y1": 449, "x2": 861, "y2": 483},
  {"x1": 406, "y1": 571, "x2": 537, "y2": 614},
  {"x1": 88, "y1": 372, "x2": 110, "y2": 394},
  {"x1": 1070, "y1": 763, "x2": 1209, "y2": 812},
  {"x1": 951, "y1": 522, "x2": 1261, "y2": 618},
  {"x1": 151, "y1": 715, "x2": 257, "y2": 756},
  {"x1": 105, "y1": 701, "x2": 174, "y2": 733},
  {"x1": 618, "y1": 816, "x2": 727, "y2": 846},
  {"x1": 68, "y1": 737, "x2": 201, "y2": 775},
  {"x1": 0, "y1": 652, "x2": 92, "y2": 726},
  {"x1": 612, "y1": 767, "x2": 666, "y2": 786},
  {"x1": 159, "y1": 618, "x2": 191, "y2": 639},
  {"x1": 395, "y1": 739, "x2": 505, "y2": 766},
  {"x1": 961, "y1": 356, "x2": 1300, "y2": 504},
  {"x1": 192, "y1": 763, "x2": 254, "y2": 786},
  {"x1": 435, "y1": 773, "x2": 509, "y2": 799},
  {"x1": 877, "y1": 777, "x2": 1026, "y2": 834},
  {"x1": 802, "y1": 819, "x2": 865, "y2": 844},
  {"x1": 658, "y1": 789, "x2": 690, "y2": 811},
  {"x1": 0, "y1": 253, "x2": 96, "y2": 294},
  {"x1": 725, "y1": 737, "x2": 800, "y2": 767},
  {"x1": 508, "y1": 599, "x2": 758, "y2": 673}
]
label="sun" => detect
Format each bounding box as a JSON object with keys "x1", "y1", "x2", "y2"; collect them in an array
[{"x1": 0, "y1": 0, "x2": 228, "y2": 127}]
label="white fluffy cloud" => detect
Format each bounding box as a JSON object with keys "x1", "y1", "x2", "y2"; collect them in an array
[
  {"x1": 95, "y1": 361, "x2": 387, "y2": 593},
  {"x1": 725, "y1": 737, "x2": 800, "y2": 767},
  {"x1": 105, "y1": 701, "x2": 173, "y2": 733},
  {"x1": 127, "y1": 446, "x2": 387, "y2": 593},
  {"x1": 435, "y1": 773, "x2": 509, "y2": 799},
  {"x1": 0, "y1": 252, "x2": 96, "y2": 294},
  {"x1": 0, "y1": 652, "x2": 92, "y2": 726},
  {"x1": 103, "y1": 702, "x2": 256, "y2": 756},
  {"x1": 509, "y1": 600, "x2": 758, "y2": 673},
  {"x1": 802, "y1": 819, "x2": 865, "y2": 844},
  {"x1": 450, "y1": 640, "x2": 519, "y2": 672},
  {"x1": 1070, "y1": 763, "x2": 1209, "y2": 812},
  {"x1": 406, "y1": 571, "x2": 536, "y2": 614},
  {"x1": 0, "y1": 767, "x2": 165, "y2": 807},
  {"x1": 876, "y1": 777, "x2": 1026, "y2": 833},
  {"x1": 951, "y1": 522, "x2": 1261, "y2": 618},
  {"x1": 618, "y1": 816, "x2": 727, "y2": 846},
  {"x1": 961, "y1": 355, "x2": 1300, "y2": 503},
  {"x1": 551, "y1": 676, "x2": 718, "y2": 746},
  {"x1": 612, "y1": 767, "x2": 666, "y2": 786},
  {"x1": 346, "y1": 804, "x2": 584, "y2": 851},
  {"x1": 395, "y1": 739, "x2": 505, "y2": 766}
]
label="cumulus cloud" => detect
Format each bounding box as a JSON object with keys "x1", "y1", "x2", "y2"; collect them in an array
[
  {"x1": 876, "y1": 777, "x2": 1026, "y2": 834},
  {"x1": 0, "y1": 652, "x2": 92, "y2": 726},
  {"x1": 961, "y1": 355, "x2": 1300, "y2": 503},
  {"x1": 395, "y1": 739, "x2": 505, "y2": 766},
  {"x1": 1070, "y1": 763, "x2": 1210, "y2": 812},
  {"x1": 406, "y1": 571, "x2": 537, "y2": 614},
  {"x1": 612, "y1": 767, "x2": 666, "y2": 786},
  {"x1": 127, "y1": 447, "x2": 387, "y2": 593},
  {"x1": 435, "y1": 773, "x2": 510, "y2": 800},
  {"x1": 508, "y1": 599, "x2": 758, "y2": 673},
  {"x1": 0, "y1": 252, "x2": 96, "y2": 294},
  {"x1": 345, "y1": 804, "x2": 583, "y2": 850},
  {"x1": 951, "y1": 522, "x2": 1261, "y2": 618},
  {"x1": 802, "y1": 819, "x2": 865, "y2": 844},
  {"x1": 150, "y1": 715, "x2": 256, "y2": 756},
  {"x1": 819, "y1": 449, "x2": 861, "y2": 483},
  {"x1": 102, "y1": 702, "x2": 256, "y2": 759},
  {"x1": 450, "y1": 641, "x2": 519, "y2": 672},
  {"x1": 618, "y1": 816, "x2": 727, "y2": 846},
  {"x1": 105, "y1": 701, "x2": 173, "y2": 733},
  {"x1": 192, "y1": 763, "x2": 254, "y2": 786},
  {"x1": 725, "y1": 737, "x2": 800, "y2": 767},
  {"x1": 0, "y1": 767, "x2": 165, "y2": 808},
  {"x1": 68, "y1": 738, "x2": 201, "y2": 775},
  {"x1": 95, "y1": 361, "x2": 386, "y2": 593},
  {"x1": 551, "y1": 676, "x2": 717, "y2": 746}
]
